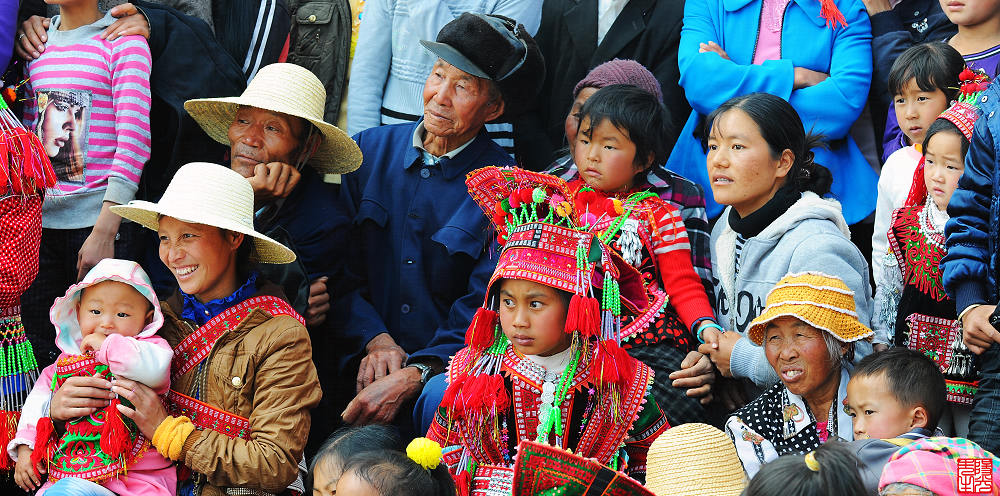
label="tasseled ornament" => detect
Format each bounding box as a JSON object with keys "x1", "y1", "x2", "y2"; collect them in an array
[
  {"x1": 440, "y1": 374, "x2": 467, "y2": 410},
  {"x1": 0, "y1": 410, "x2": 18, "y2": 470},
  {"x1": 818, "y1": 0, "x2": 847, "y2": 29},
  {"x1": 31, "y1": 417, "x2": 55, "y2": 469},
  {"x1": 565, "y1": 294, "x2": 600, "y2": 337},
  {"x1": 483, "y1": 373, "x2": 510, "y2": 415},
  {"x1": 100, "y1": 398, "x2": 130, "y2": 459},
  {"x1": 465, "y1": 308, "x2": 498, "y2": 350},
  {"x1": 590, "y1": 341, "x2": 634, "y2": 387},
  {"x1": 455, "y1": 470, "x2": 472, "y2": 496}
]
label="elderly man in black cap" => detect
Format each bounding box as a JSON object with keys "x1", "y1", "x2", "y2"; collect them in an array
[{"x1": 334, "y1": 13, "x2": 543, "y2": 430}]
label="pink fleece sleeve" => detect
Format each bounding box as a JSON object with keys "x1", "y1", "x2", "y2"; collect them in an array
[{"x1": 96, "y1": 334, "x2": 173, "y2": 394}]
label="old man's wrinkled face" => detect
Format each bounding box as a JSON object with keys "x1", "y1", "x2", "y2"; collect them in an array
[
  {"x1": 228, "y1": 106, "x2": 307, "y2": 178},
  {"x1": 422, "y1": 59, "x2": 504, "y2": 141}
]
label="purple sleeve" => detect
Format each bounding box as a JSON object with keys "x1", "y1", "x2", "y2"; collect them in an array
[{"x1": 0, "y1": 0, "x2": 17, "y2": 71}]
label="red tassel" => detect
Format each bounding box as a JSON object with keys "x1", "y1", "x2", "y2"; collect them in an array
[
  {"x1": 0, "y1": 410, "x2": 18, "y2": 471},
  {"x1": 100, "y1": 399, "x2": 130, "y2": 459},
  {"x1": 440, "y1": 375, "x2": 467, "y2": 410},
  {"x1": 565, "y1": 295, "x2": 600, "y2": 337},
  {"x1": 31, "y1": 417, "x2": 55, "y2": 470},
  {"x1": 819, "y1": 0, "x2": 847, "y2": 29},
  {"x1": 455, "y1": 470, "x2": 472, "y2": 496},
  {"x1": 484, "y1": 374, "x2": 510, "y2": 415},
  {"x1": 465, "y1": 308, "x2": 498, "y2": 349},
  {"x1": 590, "y1": 341, "x2": 635, "y2": 387}
]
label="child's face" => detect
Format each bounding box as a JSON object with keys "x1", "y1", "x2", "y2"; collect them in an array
[
  {"x1": 894, "y1": 79, "x2": 950, "y2": 146},
  {"x1": 311, "y1": 458, "x2": 343, "y2": 496},
  {"x1": 941, "y1": 0, "x2": 1000, "y2": 27},
  {"x1": 333, "y1": 469, "x2": 380, "y2": 496},
  {"x1": 77, "y1": 281, "x2": 153, "y2": 340},
  {"x1": 706, "y1": 109, "x2": 793, "y2": 217},
  {"x1": 564, "y1": 87, "x2": 599, "y2": 146},
  {"x1": 499, "y1": 279, "x2": 572, "y2": 357},
  {"x1": 923, "y1": 130, "x2": 966, "y2": 211},
  {"x1": 846, "y1": 372, "x2": 923, "y2": 440},
  {"x1": 573, "y1": 116, "x2": 647, "y2": 192}
]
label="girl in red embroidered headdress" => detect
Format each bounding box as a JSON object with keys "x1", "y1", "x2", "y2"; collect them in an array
[
  {"x1": 427, "y1": 166, "x2": 669, "y2": 496},
  {"x1": 873, "y1": 70, "x2": 990, "y2": 437}
]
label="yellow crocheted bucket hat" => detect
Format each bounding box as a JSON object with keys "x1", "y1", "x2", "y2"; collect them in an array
[
  {"x1": 747, "y1": 272, "x2": 873, "y2": 346},
  {"x1": 646, "y1": 423, "x2": 746, "y2": 496}
]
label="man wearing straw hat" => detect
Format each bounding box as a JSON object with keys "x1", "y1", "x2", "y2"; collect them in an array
[
  {"x1": 335, "y1": 13, "x2": 544, "y2": 429},
  {"x1": 184, "y1": 62, "x2": 362, "y2": 329}
]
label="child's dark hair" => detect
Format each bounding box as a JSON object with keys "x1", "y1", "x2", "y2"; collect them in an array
[
  {"x1": 853, "y1": 348, "x2": 946, "y2": 431},
  {"x1": 339, "y1": 449, "x2": 456, "y2": 496},
  {"x1": 305, "y1": 425, "x2": 403, "y2": 493},
  {"x1": 921, "y1": 117, "x2": 971, "y2": 157},
  {"x1": 743, "y1": 442, "x2": 865, "y2": 496},
  {"x1": 887, "y1": 42, "x2": 964, "y2": 101},
  {"x1": 703, "y1": 93, "x2": 832, "y2": 196},
  {"x1": 577, "y1": 84, "x2": 675, "y2": 170}
]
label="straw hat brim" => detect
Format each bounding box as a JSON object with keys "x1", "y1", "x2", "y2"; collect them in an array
[
  {"x1": 645, "y1": 423, "x2": 747, "y2": 496},
  {"x1": 184, "y1": 96, "x2": 363, "y2": 175},
  {"x1": 747, "y1": 302, "x2": 875, "y2": 346},
  {"x1": 111, "y1": 201, "x2": 296, "y2": 265}
]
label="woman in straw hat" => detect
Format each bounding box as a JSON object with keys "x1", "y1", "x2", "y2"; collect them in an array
[
  {"x1": 724, "y1": 272, "x2": 874, "y2": 478},
  {"x1": 45, "y1": 162, "x2": 321, "y2": 496}
]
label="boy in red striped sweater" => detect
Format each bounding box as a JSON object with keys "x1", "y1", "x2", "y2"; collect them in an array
[{"x1": 20, "y1": 0, "x2": 152, "y2": 366}]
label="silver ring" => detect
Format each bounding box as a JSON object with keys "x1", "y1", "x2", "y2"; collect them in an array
[{"x1": 18, "y1": 33, "x2": 25, "y2": 41}]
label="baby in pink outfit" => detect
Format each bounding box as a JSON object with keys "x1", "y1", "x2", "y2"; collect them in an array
[{"x1": 8, "y1": 259, "x2": 175, "y2": 496}]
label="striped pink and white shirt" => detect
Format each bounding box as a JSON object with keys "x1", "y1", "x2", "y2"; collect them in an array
[{"x1": 25, "y1": 11, "x2": 151, "y2": 229}]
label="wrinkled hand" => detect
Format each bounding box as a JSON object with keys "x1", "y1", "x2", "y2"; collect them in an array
[
  {"x1": 669, "y1": 351, "x2": 716, "y2": 404},
  {"x1": 80, "y1": 333, "x2": 107, "y2": 354},
  {"x1": 698, "y1": 331, "x2": 741, "y2": 378},
  {"x1": 793, "y1": 67, "x2": 830, "y2": 89},
  {"x1": 15, "y1": 16, "x2": 49, "y2": 61},
  {"x1": 306, "y1": 276, "x2": 330, "y2": 327},
  {"x1": 963, "y1": 305, "x2": 999, "y2": 354},
  {"x1": 14, "y1": 445, "x2": 45, "y2": 492},
  {"x1": 699, "y1": 41, "x2": 730, "y2": 60},
  {"x1": 101, "y1": 3, "x2": 151, "y2": 41},
  {"x1": 356, "y1": 333, "x2": 407, "y2": 393},
  {"x1": 248, "y1": 162, "x2": 302, "y2": 205},
  {"x1": 77, "y1": 229, "x2": 115, "y2": 281},
  {"x1": 50, "y1": 375, "x2": 113, "y2": 421},
  {"x1": 342, "y1": 367, "x2": 422, "y2": 425},
  {"x1": 111, "y1": 378, "x2": 167, "y2": 439}
]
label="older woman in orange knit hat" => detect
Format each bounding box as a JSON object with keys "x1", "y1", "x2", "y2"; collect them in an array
[{"x1": 725, "y1": 272, "x2": 873, "y2": 478}]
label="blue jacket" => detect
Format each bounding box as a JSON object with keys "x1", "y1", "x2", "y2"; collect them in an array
[
  {"x1": 943, "y1": 85, "x2": 998, "y2": 313},
  {"x1": 664, "y1": 0, "x2": 878, "y2": 222},
  {"x1": 333, "y1": 121, "x2": 514, "y2": 366}
]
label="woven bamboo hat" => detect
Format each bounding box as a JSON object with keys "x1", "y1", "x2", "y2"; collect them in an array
[
  {"x1": 747, "y1": 272, "x2": 874, "y2": 345},
  {"x1": 645, "y1": 423, "x2": 746, "y2": 496},
  {"x1": 184, "y1": 63, "x2": 362, "y2": 175},
  {"x1": 110, "y1": 162, "x2": 296, "y2": 264}
]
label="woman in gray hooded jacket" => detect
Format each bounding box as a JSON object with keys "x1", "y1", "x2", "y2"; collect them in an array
[{"x1": 697, "y1": 93, "x2": 880, "y2": 401}]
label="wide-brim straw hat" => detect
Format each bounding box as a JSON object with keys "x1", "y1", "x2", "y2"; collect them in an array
[
  {"x1": 747, "y1": 272, "x2": 874, "y2": 345},
  {"x1": 184, "y1": 63, "x2": 362, "y2": 175},
  {"x1": 646, "y1": 423, "x2": 747, "y2": 496},
  {"x1": 110, "y1": 162, "x2": 296, "y2": 264}
]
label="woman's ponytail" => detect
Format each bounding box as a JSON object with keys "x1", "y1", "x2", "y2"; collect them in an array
[{"x1": 791, "y1": 133, "x2": 832, "y2": 196}]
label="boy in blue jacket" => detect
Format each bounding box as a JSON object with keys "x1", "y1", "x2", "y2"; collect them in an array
[{"x1": 942, "y1": 80, "x2": 1000, "y2": 454}]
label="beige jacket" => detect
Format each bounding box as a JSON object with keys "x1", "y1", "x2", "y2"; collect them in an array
[{"x1": 159, "y1": 282, "x2": 321, "y2": 496}]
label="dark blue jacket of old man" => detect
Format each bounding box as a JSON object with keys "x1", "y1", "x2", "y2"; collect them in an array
[{"x1": 334, "y1": 120, "x2": 514, "y2": 367}]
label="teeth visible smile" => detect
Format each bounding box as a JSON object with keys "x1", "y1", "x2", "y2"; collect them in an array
[
  {"x1": 784, "y1": 370, "x2": 802, "y2": 378},
  {"x1": 176, "y1": 266, "x2": 197, "y2": 276},
  {"x1": 714, "y1": 177, "x2": 733, "y2": 184}
]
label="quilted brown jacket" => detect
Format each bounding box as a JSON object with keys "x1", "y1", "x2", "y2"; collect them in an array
[{"x1": 159, "y1": 281, "x2": 321, "y2": 496}]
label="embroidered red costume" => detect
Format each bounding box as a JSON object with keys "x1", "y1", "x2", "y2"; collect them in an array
[{"x1": 427, "y1": 167, "x2": 669, "y2": 496}]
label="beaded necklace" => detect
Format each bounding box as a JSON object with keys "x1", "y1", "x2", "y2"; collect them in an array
[
  {"x1": 535, "y1": 335, "x2": 582, "y2": 444},
  {"x1": 919, "y1": 196, "x2": 948, "y2": 248}
]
